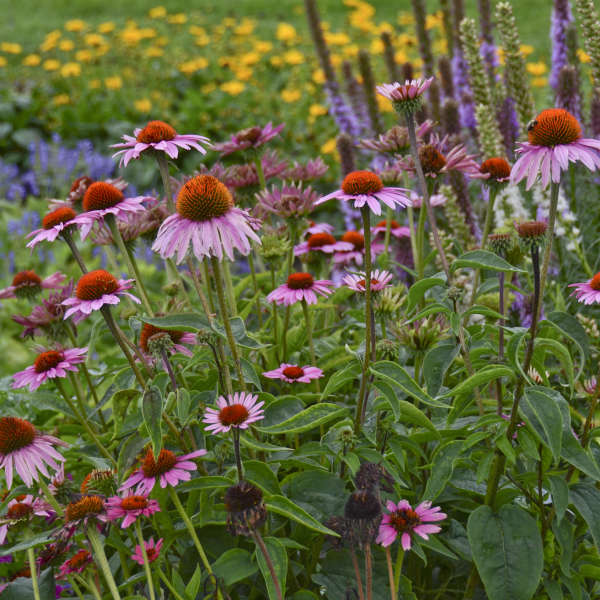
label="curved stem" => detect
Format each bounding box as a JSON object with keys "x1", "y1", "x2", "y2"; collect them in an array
[
  {"x1": 37, "y1": 477, "x2": 63, "y2": 516},
  {"x1": 87, "y1": 525, "x2": 122, "y2": 600},
  {"x1": 161, "y1": 350, "x2": 178, "y2": 391},
  {"x1": 251, "y1": 529, "x2": 283, "y2": 600},
  {"x1": 27, "y1": 547, "x2": 41, "y2": 600},
  {"x1": 157, "y1": 568, "x2": 186, "y2": 600},
  {"x1": 350, "y1": 548, "x2": 366, "y2": 600},
  {"x1": 393, "y1": 546, "x2": 404, "y2": 592},
  {"x1": 61, "y1": 229, "x2": 88, "y2": 273},
  {"x1": 135, "y1": 519, "x2": 156, "y2": 600},
  {"x1": 67, "y1": 575, "x2": 86, "y2": 600},
  {"x1": 301, "y1": 300, "x2": 320, "y2": 393},
  {"x1": 365, "y1": 544, "x2": 373, "y2": 600},
  {"x1": 253, "y1": 153, "x2": 267, "y2": 190},
  {"x1": 232, "y1": 428, "x2": 244, "y2": 481},
  {"x1": 156, "y1": 154, "x2": 174, "y2": 212},
  {"x1": 385, "y1": 547, "x2": 397, "y2": 600}
]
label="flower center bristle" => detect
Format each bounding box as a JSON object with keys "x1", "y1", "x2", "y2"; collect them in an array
[
  {"x1": 376, "y1": 219, "x2": 401, "y2": 229},
  {"x1": 83, "y1": 182, "x2": 124, "y2": 212},
  {"x1": 480, "y1": 157, "x2": 511, "y2": 180},
  {"x1": 287, "y1": 272, "x2": 314, "y2": 290},
  {"x1": 80, "y1": 469, "x2": 114, "y2": 493},
  {"x1": 121, "y1": 495, "x2": 148, "y2": 511},
  {"x1": 68, "y1": 550, "x2": 91, "y2": 568},
  {"x1": 136, "y1": 120, "x2": 177, "y2": 144},
  {"x1": 590, "y1": 273, "x2": 600, "y2": 291},
  {"x1": 418, "y1": 145, "x2": 447, "y2": 174},
  {"x1": 70, "y1": 176, "x2": 94, "y2": 194},
  {"x1": 219, "y1": 404, "x2": 249, "y2": 426},
  {"x1": 527, "y1": 108, "x2": 581, "y2": 147},
  {"x1": 236, "y1": 126, "x2": 262, "y2": 144},
  {"x1": 341, "y1": 170, "x2": 384, "y2": 196},
  {"x1": 307, "y1": 233, "x2": 336, "y2": 248},
  {"x1": 12, "y1": 271, "x2": 42, "y2": 289},
  {"x1": 7, "y1": 502, "x2": 32, "y2": 519},
  {"x1": 66, "y1": 496, "x2": 104, "y2": 521},
  {"x1": 282, "y1": 366, "x2": 304, "y2": 379},
  {"x1": 140, "y1": 323, "x2": 184, "y2": 353},
  {"x1": 341, "y1": 231, "x2": 364, "y2": 250},
  {"x1": 147, "y1": 548, "x2": 158, "y2": 560},
  {"x1": 0, "y1": 417, "x2": 36, "y2": 454},
  {"x1": 141, "y1": 448, "x2": 177, "y2": 477},
  {"x1": 356, "y1": 278, "x2": 380, "y2": 289},
  {"x1": 389, "y1": 508, "x2": 420, "y2": 533},
  {"x1": 33, "y1": 350, "x2": 63, "y2": 373},
  {"x1": 42, "y1": 207, "x2": 77, "y2": 230},
  {"x1": 176, "y1": 175, "x2": 234, "y2": 221},
  {"x1": 516, "y1": 221, "x2": 547, "y2": 239},
  {"x1": 76, "y1": 270, "x2": 119, "y2": 300}
]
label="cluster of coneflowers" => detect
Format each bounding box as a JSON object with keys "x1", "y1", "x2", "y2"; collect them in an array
[{"x1": 1, "y1": 72, "x2": 600, "y2": 599}]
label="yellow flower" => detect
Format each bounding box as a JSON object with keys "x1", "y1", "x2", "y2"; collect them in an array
[
  {"x1": 526, "y1": 62, "x2": 547, "y2": 76},
  {"x1": 394, "y1": 50, "x2": 408, "y2": 64},
  {"x1": 53, "y1": 94, "x2": 70, "y2": 105},
  {"x1": 309, "y1": 104, "x2": 327, "y2": 117},
  {"x1": 342, "y1": 44, "x2": 359, "y2": 57},
  {"x1": 270, "y1": 56, "x2": 283, "y2": 67},
  {"x1": 398, "y1": 12, "x2": 414, "y2": 25},
  {"x1": 330, "y1": 53, "x2": 342, "y2": 67},
  {"x1": 75, "y1": 50, "x2": 93, "y2": 62},
  {"x1": 377, "y1": 94, "x2": 394, "y2": 113},
  {"x1": 178, "y1": 58, "x2": 208, "y2": 74},
  {"x1": 222, "y1": 17, "x2": 236, "y2": 27},
  {"x1": 1, "y1": 42, "x2": 22, "y2": 54},
  {"x1": 89, "y1": 79, "x2": 101, "y2": 89},
  {"x1": 281, "y1": 88, "x2": 301, "y2": 102},
  {"x1": 58, "y1": 40, "x2": 74, "y2": 51},
  {"x1": 22, "y1": 54, "x2": 41, "y2": 66},
  {"x1": 145, "y1": 46, "x2": 164, "y2": 58},
  {"x1": 104, "y1": 76, "x2": 122, "y2": 90},
  {"x1": 43, "y1": 59, "x2": 61, "y2": 71},
  {"x1": 139, "y1": 28, "x2": 157, "y2": 39},
  {"x1": 195, "y1": 34, "x2": 210, "y2": 46},
  {"x1": 325, "y1": 32, "x2": 351, "y2": 45},
  {"x1": 149, "y1": 6, "x2": 166, "y2": 18},
  {"x1": 520, "y1": 44, "x2": 534, "y2": 56},
  {"x1": 189, "y1": 25, "x2": 205, "y2": 36},
  {"x1": 40, "y1": 39, "x2": 58, "y2": 52},
  {"x1": 0, "y1": 57, "x2": 6, "y2": 67},
  {"x1": 61, "y1": 62, "x2": 81, "y2": 77},
  {"x1": 85, "y1": 34, "x2": 106, "y2": 47},
  {"x1": 95, "y1": 45, "x2": 110, "y2": 57},
  {"x1": 221, "y1": 80, "x2": 245, "y2": 95},
  {"x1": 370, "y1": 38, "x2": 384, "y2": 54},
  {"x1": 578, "y1": 49, "x2": 591, "y2": 63},
  {"x1": 65, "y1": 19, "x2": 86, "y2": 32},
  {"x1": 168, "y1": 13, "x2": 187, "y2": 24},
  {"x1": 235, "y1": 67, "x2": 253, "y2": 81},
  {"x1": 240, "y1": 51, "x2": 261, "y2": 66},
  {"x1": 98, "y1": 22, "x2": 115, "y2": 34},
  {"x1": 376, "y1": 22, "x2": 394, "y2": 34},
  {"x1": 134, "y1": 98, "x2": 152, "y2": 112},
  {"x1": 425, "y1": 11, "x2": 443, "y2": 30},
  {"x1": 45, "y1": 30, "x2": 62, "y2": 41},
  {"x1": 254, "y1": 40, "x2": 273, "y2": 53},
  {"x1": 276, "y1": 23, "x2": 297, "y2": 42},
  {"x1": 283, "y1": 50, "x2": 304, "y2": 65},
  {"x1": 321, "y1": 138, "x2": 337, "y2": 154},
  {"x1": 532, "y1": 77, "x2": 548, "y2": 88},
  {"x1": 312, "y1": 69, "x2": 325, "y2": 84},
  {"x1": 235, "y1": 19, "x2": 255, "y2": 36}
]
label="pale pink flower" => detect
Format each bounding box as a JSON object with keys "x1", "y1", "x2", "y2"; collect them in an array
[
  {"x1": 0, "y1": 495, "x2": 52, "y2": 544},
  {"x1": 294, "y1": 232, "x2": 352, "y2": 257},
  {"x1": 26, "y1": 207, "x2": 77, "y2": 249},
  {"x1": 0, "y1": 271, "x2": 66, "y2": 300},
  {"x1": 131, "y1": 537, "x2": 163, "y2": 566},
  {"x1": 58, "y1": 549, "x2": 93, "y2": 577},
  {"x1": 371, "y1": 219, "x2": 411, "y2": 239},
  {"x1": 267, "y1": 272, "x2": 333, "y2": 306},
  {"x1": 376, "y1": 77, "x2": 434, "y2": 103},
  {"x1": 343, "y1": 269, "x2": 393, "y2": 292},
  {"x1": 305, "y1": 222, "x2": 334, "y2": 235},
  {"x1": 105, "y1": 493, "x2": 161, "y2": 528},
  {"x1": 332, "y1": 231, "x2": 385, "y2": 266},
  {"x1": 214, "y1": 122, "x2": 284, "y2": 156},
  {"x1": 263, "y1": 363, "x2": 324, "y2": 383},
  {"x1": 203, "y1": 392, "x2": 264, "y2": 434},
  {"x1": 569, "y1": 273, "x2": 600, "y2": 304}
]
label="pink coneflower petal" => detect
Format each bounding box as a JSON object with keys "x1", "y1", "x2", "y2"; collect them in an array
[
  {"x1": 262, "y1": 363, "x2": 324, "y2": 383},
  {"x1": 343, "y1": 269, "x2": 393, "y2": 293},
  {"x1": 131, "y1": 537, "x2": 163, "y2": 566},
  {"x1": 202, "y1": 392, "x2": 264, "y2": 434},
  {"x1": 267, "y1": 272, "x2": 333, "y2": 306},
  {"x1": 214, "y1": 122, "x2": 284, "y2": 156},
  {"x1": 569, "y1": 275, "x2": 600, "y2": 305}
]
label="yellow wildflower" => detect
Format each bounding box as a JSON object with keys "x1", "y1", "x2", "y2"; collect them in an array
[
  {"x1": 189, "y1": 25, "x2": 205, "y2": 36},
  {"x1": 61, "y1": 62, "x2": 81, "y2": 77},
  {"x1": 22, "y1": 54, "x2": 41, "y2": 66},
  {"x1": 104, "y1": 76, "x2": 123, "y2": 90},
  {"x1": 235, "y1": 19, "x2": 255, "y2": 36},
  {"x1": 65, "y1": 19, "x2": 86, "y2": 32},
  {"x1": 145, "y1": 47, "x2": 163, "y2": 57},
  {"x1": 53, "y1": 94, "x2": 70, "y2": 105},
  {"x1": 321, "y1": 138, "x2": 337, "y2": 154},
  {"x1": 376, "y1": 22, "x2": 394, "y2": 34},
  {"x1": 89, "y1": 79, "x2": 101, "y2": 89},
  {"x1": 394, "y1": 50, "x2": 408, "y2": 64},
  {"x1": 426, "y1": 11, "x2": 443, "y2": 30},
  {"x1": 221, "y1": 80, "x2": 245, "y2": 95},
  {"x1": 98, "y1": 22, "x2": 115, "y2": 34},
  {"x1": 520, "y1": 44, "x2": 534, "y2": 56},
  {"x1": 532, "y1": 77, "x2": 547, "y2": 88},
  {"x1": 195, "y1": 35, "x2": 210, "y2": 46},
  {"x1": 370, "y1": 38, "x2": 384, "y2": 54},
  {"x1": 134, "y1": 98, "x2": 152, "y2": 112},
  {"x1": 59, "y1": 40, "x2": 74, "y2": 51},
  {"x1": 1, "y1": 42, "x2": 22, "y2": 54},
  {"x1": 75, "y1": 50, "x2": 93, "y2": 62},
  {"x1": 40, "y1": 39, "x2": 58, "y2": 52},
  {"x1": 309, "y1": 104, "x2": 327, "y2": 117},
  {"x1": 398, "y1": 12, "x2": 414, "y2": 25},
  {"x1": 526, "y1": 62, "x2": 547, "y2": 76},
  {"x1": 343, "y1": 44, "x2": 359, "y2": 57},
  {"x1": 325, "y1": 32, "x2": 351, "y2": 45},
  {"x1": 330, "y1": 54, "x2": 342, "y2": 67},
  {"x1": 85, "y1": 34, "x2": 105, "y2": 47},
  {"x1": 178, "y1": 58, "x2": 208, "y2": 74},
  {"x1": 312, "y1": 69, "x2": 325, "y2": 84},
  {"x1": 43, "y1": 59, "x2": 60, "y2": 71},
  {"x1": 578, "y1": 49, "x2": 591, "y2": 63},
  {"x1": 377, "y1": 94, "x2": 394, "y2": 113},
  {"x1": 283, "y1": 50, "x2": 304, "y2": 65},
  {"x1": 149, "y1": 6, "x2": 166, "y2": 18},
  {"x1": 281, "y1": 89, "x2": 301, "y2": 102},
  {"x1": 276, "y1": 23, "x2": 297, "y2": 42},
  {"x1": 95, "y1": 45, "x2": 109, "y2": 57},
  {"x1": 254, "y1": 40, "x2": 272, "y2": 53},
  {"x1": 270, "y1": 56, "x2": 283, "y2": 67},
  {"x1": 0, "y1": 57, "x2": 6, "y2": 67},
  {"x1": 201, "y1": 83, "x2": 217, "y2": 94},
  {"x1": 235, "y1": 67, "x2": 254, "y2": 81},
  {"x1": 240, "y1": 51, "x2": 261, "y2": 66},
  {"x1": 222, "y1": 17, "x2": 236, "y2": 27},
  {"x1": 168, "y1": 13, "x2": 187, "y2": 24}
]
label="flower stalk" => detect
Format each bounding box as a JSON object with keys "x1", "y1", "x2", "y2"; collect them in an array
[
  {"x1": 134, "y1": 520, "x2": 156, "y2": 600},
  {"x1": 87, "y1": 525, "x2": 122, "y2": 600}
]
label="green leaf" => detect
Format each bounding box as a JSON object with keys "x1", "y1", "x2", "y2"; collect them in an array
[
  {"x1": 244, "y1": 460, "x2": 281, "y2": 495},
  {"x1": 520, "y1": 387, "x2": 563, "y2": 463},
  {"x1": 256, "y1": 537, "x2": 287, "y2": 600},
  {"x1": 320, "y1": 360, "x2": 360, "y2": 399},
  {"x1": 212, "y1": 316, "x2": 266, "y2": 348},
  {"x1": 569, "y1": 483, "x2": 600, "y2": 551},
  {"x1": 212, "y1": 548, "x2": 258, "y2": 586},
  {"x1": 533, "y1": 338, "x2": 574, "y2": 395},
  {"x1": 3, "y1": 568, "x2": 54, "y2": 600},
  {"x1": 140, "y1": 313, "x2": 210, "y2": 332},
  {"x1": 256, "y1": 403, "x2": 348, "y2": 434},
  {"x1": 548, "y1": 475, "x2": 568, "y2": 522},
  {"x1": 506, "y1": 328, "x2": 529, "y2": 381},
  {"x1": 0, "y1": 532, "x2": 51, "y2": 556},
  {"x1": 175, "y1": 388, "x2": 193, "y2": 424},
  {"x1": 468, "y1": 504, "x2": 543, "y2": 600},
  {"x1": 266, "y1": 495, "x2": 340, "y2": 536},
  {"x1": 241, "y1": 357, "x2": 262, "y2": 390},
  {"x1": 424, "y1": 440, "x2": 463, "y2": 500},
  {"x1": 443, "y1": 366, "x2": 514, "y2": 399},
  {"x1": 177, "y1": 476, "x2": 234, "y2": 492},
  {"x1": 451, "y1": 250, "x2": 525, "y2": 273},
  {"x1": 370, "y1": 361, "x2": 448, "y2": 408},
  {"x1": 407, "y1": 276, "x2": 446, "y2": 312},
  {"x1": 142, "y1": 386, "x2": 162, "y2": 459},
  {"x1": 423, "y1": 342, "x2": 459, "y2": 396},
  {"x1": 374, "y1": 381, "x2": 437, "y2": 433},
  {"x1": 545, "y1": 311, "x2": 589, "y2": 377},
  {"x1": 184, "y1": 565, "x2": 202, "y2": 599}
]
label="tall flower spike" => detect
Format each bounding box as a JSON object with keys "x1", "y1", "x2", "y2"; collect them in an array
[{"x1": 573, "y1": 0, "x2": 600, "y2": 85}]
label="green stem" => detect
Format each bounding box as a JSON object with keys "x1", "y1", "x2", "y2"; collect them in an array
[
  {"x1": 222, "y1": 259, "x2": 238, "y2": 317},
  {"x1": 287, "y1": 222, "x2": 298, "y2": 276},
  {"x1": 415, "y1": 195, "x2": 427, "y2": 281},
  {"x1": 383, "y1": 206, "x2": 393, "y2": 256},
  {"x1": 251, "y1": 529, "x2": 283, "y2": 600},
  {"x1": 87, "y1": 525, "x2": 122, "y2": 600},
  {"x1": 135, "y1": 519, "x2": 156, "y2": 600},
  {"x1": 37, "y1": 477, "x2": 63, "y2": 516},
  {"x1": 301, "y1": 300, "x2": 320, "y2": 393},
  {"x1": 168, "y1": 486, "x2": 213, "y2": 574},
  {"x1": 271, "y1": 265, "x2": 280, "y2": 362},
  {"x1": 27, "y1": 547, "x2": 41, "y2": 600},
  {"x1": 61, "y1": 229, "x2": 88, "y2": 273},
  {"x1": 67, "y1": 576, "x2": 86, "y2": 600},
  {"x1": 253, "y1": 153, "x2": 267, "y2": 190},
  {"x1": 247, "y1": 252, "x2": 262, "y2": 325},
  {"x1": 406, "y1": 205, "x2": 419, "y2": 275},
  {"x1": 83, "y1": 574, "x2": 103, "y2": 600},
  {"x1": 202, "y1": 261, "x2": 216, "y2": 313},
  {"x1": 393, "y1": 547, "x2": 404, "y2": 592},
  {"x1": 156, "y1": 153, "x2": 174, "y2": 212},
  {"x1": 385, "y1": 547, "x2": 397, "y2": 600},
  {"x1": 157, "y1": 568, "x2": 186, "y2": 600}
]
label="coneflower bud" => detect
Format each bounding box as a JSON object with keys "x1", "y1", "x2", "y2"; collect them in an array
[
  {"x1": 147, "y1": 332, "x2": 175, "y2": 358},
  {"x1": 80, "y1": 469, "x2": 115, "y2": 495},
  {"x1": 224, "y1": 481, "x2": 267, "y2": 536},
  {"x1": 515, "y1": 221, "x2": 547, "y2": 248},
  {"x1": 337, "y1": 133, "x2": 356, "y2": 177},
  {"x1": 376, "y1": 339, "x2": 399, "y2": 362},
  {"x1": 259, "y1": 229, "x2": 291, "y2": 260},
  {"x1": 354, "y1": 462, "x2": 394, "y2": 493},
  {"x1": 344, "y1": 490, "x2": 382, "y2": 546},
  {"x1": 488, "y1": 230, "x2": 515, "y2": 256}
]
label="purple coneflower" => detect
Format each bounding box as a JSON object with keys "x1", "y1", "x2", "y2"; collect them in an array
[
  {"x1": 343, "y1": 269, "x2": 393, "y2": 293},
  {"x1": 203, "y1": 392, "x2": 264, "y2": 434},
  {"x1": 294, "y1": 232, "x2": 352, "y2": 257},
  {"x1": 376, "y1": 77, "x2": 434, "y2": 109},
  {"x1": 409, "y1": 191, "x2": 447, "y2": 208},
  {"x1": 131, "y1": 538, "x2": 163, "y2": 566},
  {"x1": 372, "y1": 219, "x2": 410, "y2": 239},
  {"x1": 139, "y1": 321, "x2": 197, "y2": 359},
  {"x1": 0, "y1": 495, "x2": 52, "y2": 544},
  {"x1": 62, "y1": 270, "x2": 140, "y2": 322},
  {"x1": 569, "y1": 272, "x2": 600, "y2": 305},
  {"x1": 58, "y1": 549, "x2": 93, "y2": 578},
  {"x1": 65, "y1": 495, "x2": 106, "y2": 528},
  {"x1": 267, "y1": 272, "x2": 333, "y2": 306},
  {"x1": 283, "y1": 157, "x2": 328, "y2": 181},
  {"x1": 26, "y1": 207, "x2": 77, "y2": 249},
  {"x1": 0, "y1": 416, "x2": 66, "y2": 488},
  {"x1": 111, "y1": 120, "x2": 210, "y2": 167},
  {"x1": 105, "y1": 494, "x2": 160, "y2": 528},
  {"x1": 376, "y1": 499, "x2": 446, "y2": 550},
  {"x1": 0, "y1": 271, "x2": 66, "y2": 300},
  {"x1": 119, "y1": 447, "x2": 207, "y2": 496},
  {"x1": 255, "y1": 183, "x2": 317, "y2": 218},
  {"x1": 316, "y1": 170, "x2": 411, "y2": 216},
  {"x1": 480, "y1": 157, "x2": 512, "y2": 184},
  {"x1": 512, "y1": 109, "x2": 600, "y2": 189},
  {"x1": 214, "y1": 122, "x2": 284, "y2": 156},
  {"x1": 263, "y1": 363, "x2": 324, "y2": 383},
  {"x1": 305, "y1": 222, "x2": 334, "y2": 235},
  {"x1": 332, "y1": 231, "x2": 384, "y2": 266},
  {"x1": 152, "y1": 175, "x2": 260, "y2": 263},
  {"x1": 12, "y1": 347, "x2": 87, "y2": 392}
]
